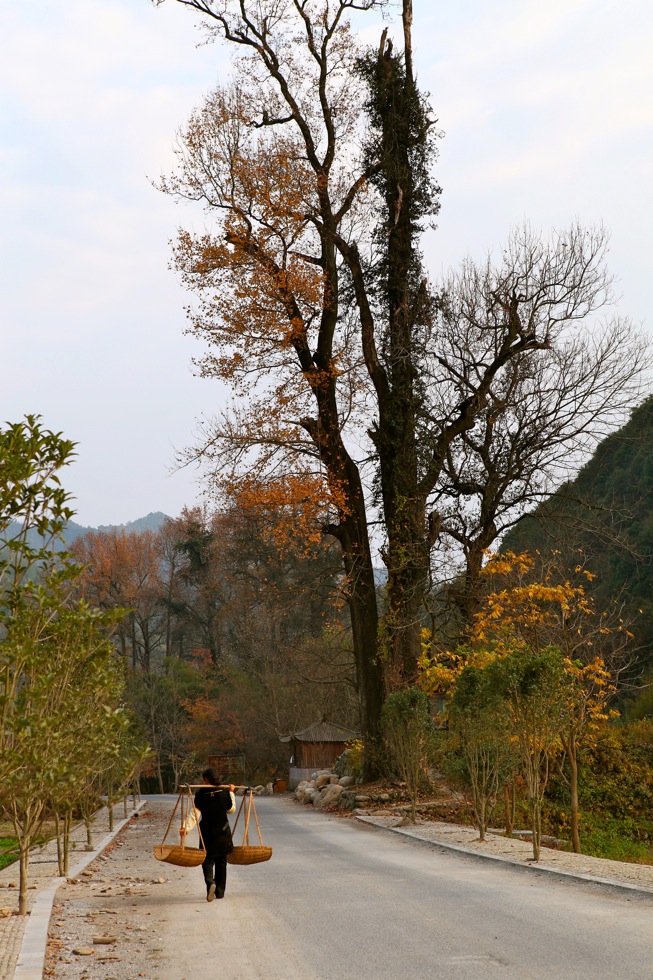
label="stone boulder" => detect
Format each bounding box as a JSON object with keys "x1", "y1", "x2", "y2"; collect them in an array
[{"x1": 315, "y1": 784, "x2": 343, "y2": 809}]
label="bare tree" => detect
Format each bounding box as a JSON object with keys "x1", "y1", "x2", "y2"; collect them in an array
[{"x1": 422, "y1": 224, "x2": 649, "y2": 626}]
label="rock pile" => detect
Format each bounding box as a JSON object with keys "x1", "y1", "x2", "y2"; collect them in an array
[{"x1": 295, "y1": 769, "x2": 356, "y2": 809}]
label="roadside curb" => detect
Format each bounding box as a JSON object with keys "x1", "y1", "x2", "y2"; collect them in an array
[
  {"x1": 13, "y1": 801, "x2": 146, "y2": 980},
  {"x1": 355, "y1": 816, "x2": 653, "y2": 901}
]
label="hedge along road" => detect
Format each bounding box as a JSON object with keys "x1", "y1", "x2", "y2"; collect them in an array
[{"x1": 46, "y1": 796, "x2": 653, "y2": 980}]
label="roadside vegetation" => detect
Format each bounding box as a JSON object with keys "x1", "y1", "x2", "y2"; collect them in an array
[{"x1": 0, "y1": 417, "x2": 148, "y2": 912}]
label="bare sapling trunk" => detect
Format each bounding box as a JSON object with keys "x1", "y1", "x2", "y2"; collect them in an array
[
  {"x1": 531, "y1": 800, "x2": 542, "y2": 862},
  {"x1": 85, "y1": 816, "x2": 93, "y2": 850},
  {"x1": 55, "y1": 811, "x2": 65, "y2": 876},
  {"x1": 477, "y1": 794, "x2": 486, "y2": 842},
  {"x1": 567, "y1": 730, "x2": 581, "y2": 853},
  {"x1": 503, "y1": 782, "x2": 515, "y2": 838},
  {"x1": 11, "y1": 800, "x2": 44, "y2": 915},
  {"x1": 18, "y1": 842, "x2": 30, "y2": 915},
  {"x1": 63, "y1": 810, "x2": 72, "y2": 876}
]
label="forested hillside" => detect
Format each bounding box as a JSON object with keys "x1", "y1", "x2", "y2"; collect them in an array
[{"x1": 505, "y1": 395, "x2": 653, "y2": 672}]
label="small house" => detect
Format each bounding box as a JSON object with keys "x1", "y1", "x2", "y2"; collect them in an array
[
  {"x1": 280, "y1": 720, "x2": 360, "y2": 789},
  {"x1": 207, "y1": 752, "x2": 247, "y2": 783}
]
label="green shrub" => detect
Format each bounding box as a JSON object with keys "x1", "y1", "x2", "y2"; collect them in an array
[{"x1": 543, "y1": 718, "x2": 653, "y2": 861}]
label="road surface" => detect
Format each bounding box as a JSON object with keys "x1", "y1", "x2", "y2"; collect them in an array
[{"x1": 47, "y1": 795, "x2": 653, "y2": 979}]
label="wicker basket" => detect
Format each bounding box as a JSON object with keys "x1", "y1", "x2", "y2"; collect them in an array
[
  {"x1": 153, "y1": 785, "x2": 207, "y2": 868},
  {"x1": 227, "y1": 844, "x2": 272, "y2": 866},
  {"x1": 154, "y1": 844, "x2": 206, "y2": 867},
  {"x1": 228, "y1": 790, "x2": 272, "y2": 867}
]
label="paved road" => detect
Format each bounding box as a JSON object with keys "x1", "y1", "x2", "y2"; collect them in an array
[{"x1": 142, "y1": 795, "x2": 653, "y2": 979}]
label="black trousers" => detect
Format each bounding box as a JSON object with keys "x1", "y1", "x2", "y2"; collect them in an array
[{"x1": 202, "y1": 852, "x2": 227, "y2": 897}]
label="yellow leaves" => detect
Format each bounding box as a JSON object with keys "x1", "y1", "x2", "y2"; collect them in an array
[
  {"x1": 468, "y1": 550, "x2": 619, "y2": 662},
  {"x1": 418, "y1": 648, "x2": 465, "y2": 695},
  {"x1": 227, "y1": 471, "x2": 329, "y2": 555},
  {"x1": 418, "y1": 645, "x2": 501, "y2": 696},
  {"x1": 418, "y1": 662, "x2": 458, "y2": 696},
  {"x1": 483, "y1": 551, "x2": 534, "y2": 578}
]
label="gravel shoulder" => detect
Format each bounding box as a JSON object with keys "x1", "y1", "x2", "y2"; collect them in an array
[
  {"x1": 44, "y1": 800, "x2": 298, "y2": 980},
  {"x1": 0, "y1": 802, "x2": 137, "y2": 980},
  {"x1": 44, "y1": 804, "x2": 184, "y2": 980},
  {"x1": 357, "y1": 814, "x2": 653, "y2": 893}
]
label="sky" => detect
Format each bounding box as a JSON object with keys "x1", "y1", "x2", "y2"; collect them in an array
[{"x1": 2, "y1": 0, "x2": 652, "y2": 527}]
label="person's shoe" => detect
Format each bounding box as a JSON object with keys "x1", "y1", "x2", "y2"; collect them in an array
[
  {"x1": 216, "y1": 889, "x2": 225, "y2": 899},
  {"x1": 207, "y1": 883, "x2": 216, "y2": 902}
]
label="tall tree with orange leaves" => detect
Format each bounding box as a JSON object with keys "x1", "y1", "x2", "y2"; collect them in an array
[{"x1": 155, "y1": 0, "x2": 644, "y2": 772}]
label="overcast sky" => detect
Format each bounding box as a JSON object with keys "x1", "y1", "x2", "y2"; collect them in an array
[{"x1": 2, "y1": 0, "x2": 652, "y2": 527}]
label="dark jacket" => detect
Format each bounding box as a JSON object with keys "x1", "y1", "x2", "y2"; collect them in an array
[{"x1": 194, "y1": 786, "x2": 234, "y2": 855}]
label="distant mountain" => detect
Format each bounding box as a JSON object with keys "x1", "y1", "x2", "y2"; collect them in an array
[
  {"x1": 8, "y1": 512, "x2": 169, "y2": 550},
  {"x1": 87, "y1": 512, "x2": 169, "y2": 538}
]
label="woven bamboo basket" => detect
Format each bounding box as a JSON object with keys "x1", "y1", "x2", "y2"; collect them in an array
[
  {"x1": 227, "y1": 790, "x2": 272, "y2": 866},
  {"x1": 153, "y1": 785, "x2": 207, "y2": 868},
  {"x1": 228, "y1": 844, "x2": 272, "y2": 865},
  {"x1": 154, "y1": 843, "x2": 206, "y2": 867}
]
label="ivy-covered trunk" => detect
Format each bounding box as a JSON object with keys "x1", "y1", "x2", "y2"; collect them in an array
[{"x1": 361, "y1": 2, "x2": 440, "y2": 688}]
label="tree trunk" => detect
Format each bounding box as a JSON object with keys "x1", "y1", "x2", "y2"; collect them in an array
[
  {"x1": 63, "y1": 810, "x2": 71, "y2": 877},
  {"x1": 367, "y1": 18, "x2": 435, "y2": 689},
  {"x1": 531, "y1": 801, "x2": 541, "y2": 862},
  {"x1": 55, "y1": 811, "x2": 64, "y2": 876},
  {"x1": 131, "y1": 614, "x2": 138, "y2": 670},
  {"x1": 478, "y1": 795, "x2": 486, "y2": 842},
  {"x1": 18, "y1": 842, "x2": 29, "y2": 915},
  {"x1": 108, "y1": 796, "x2": 115, "y2": 832},
  {"x1": 568, "y1": 730, "x2": 582, "y2": 853},
  {"x1": 503, "y1": 782, "x2": 515, "y2": 838},
  {"x1": 156, "y1": 757, "x2": 165, "y2": 795},
  {"x1": 382, "y1": 494, "x2": 429, "y2": 687},
  {"x1": 339, "y1": 517, "x2": 384, "y2": 779},
  {"x1": 142, "y1": 619, "x2": 151, "y2": 673}
]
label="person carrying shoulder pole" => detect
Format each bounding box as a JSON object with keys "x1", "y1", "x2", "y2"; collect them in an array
[{"x1": 180, "y1": 767, "x2": 236, "y2": 901}]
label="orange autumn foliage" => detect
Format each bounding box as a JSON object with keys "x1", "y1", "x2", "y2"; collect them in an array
[{"x1": 224, "y1": 469, "x2": 349, "y2": 558}]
